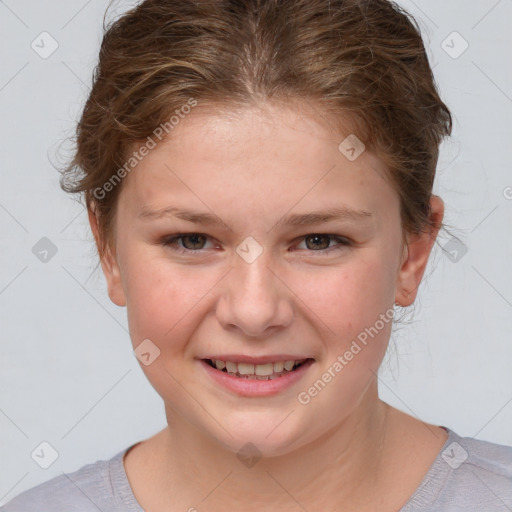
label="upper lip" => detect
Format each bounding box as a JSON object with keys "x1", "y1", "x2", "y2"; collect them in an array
[{"x1": 199, "y1": 355, "x2": 314, "y2": 365}]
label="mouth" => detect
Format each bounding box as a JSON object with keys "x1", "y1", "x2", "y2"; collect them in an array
[{"x1": 202, "y1": 358, "x2": 314, "y2": 381}]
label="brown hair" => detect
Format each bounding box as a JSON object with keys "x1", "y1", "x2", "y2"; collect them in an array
[{"x1": 60, "y1": 0, "x2": 453, "y2": 260}]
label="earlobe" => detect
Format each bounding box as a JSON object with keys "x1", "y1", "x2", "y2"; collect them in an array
[
  {"x1": 87, "y1": 207, "x2": 127, "y2": 307},
  {"x1": 394, "y1": 196, "x2": 444, "y2": 307}
]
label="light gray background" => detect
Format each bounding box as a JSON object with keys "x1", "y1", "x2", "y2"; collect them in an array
[{"x1": 1, "y1": 0, "x2": 511, "y2": 504}]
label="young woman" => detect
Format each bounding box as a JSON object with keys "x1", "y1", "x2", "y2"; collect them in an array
[{"x1": 2, "y1": 0, "x2": 511, "y2": 510}]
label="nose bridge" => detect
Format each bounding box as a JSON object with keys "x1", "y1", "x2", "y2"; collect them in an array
[
  {"x1": 236, "y1": 248, "x2": 275, "y2": 299},
  {"x1": 216, "y1": 245, "x2": 292, "y2": 337}
]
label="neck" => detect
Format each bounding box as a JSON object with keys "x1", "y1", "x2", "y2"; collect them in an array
[{"x1": 154, "y1": 384, "x2": 391, "y2": 511}]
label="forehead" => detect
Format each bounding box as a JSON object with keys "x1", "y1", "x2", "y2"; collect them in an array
[{"x1": 118, "y1": 101, "x2": 398, "y2": 228}]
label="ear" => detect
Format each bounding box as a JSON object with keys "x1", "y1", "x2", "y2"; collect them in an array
[
  {"x1": 88, "y1": 206, "x2": 126, "y2": 307},
  {"x1": 395, "y1": 195, "x2": 444, "y2": 307}
]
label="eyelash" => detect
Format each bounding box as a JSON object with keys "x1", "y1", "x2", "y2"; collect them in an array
[{"x1": 160, "y1": 233, "x2": 352, "y2": 256}]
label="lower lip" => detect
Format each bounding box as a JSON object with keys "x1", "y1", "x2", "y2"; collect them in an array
[{"x1": 199, "y1": 359, "x2": 315, "y2": 397}]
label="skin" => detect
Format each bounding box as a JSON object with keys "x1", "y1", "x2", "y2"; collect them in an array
[{"x1": 89, "y1": 100, "x2": 448, "y2": 511}]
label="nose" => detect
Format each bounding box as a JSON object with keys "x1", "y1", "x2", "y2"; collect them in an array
[{"x1": 215, "y1": 251, "x2": 294, "y2": 338}]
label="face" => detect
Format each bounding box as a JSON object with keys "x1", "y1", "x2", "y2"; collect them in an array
[{"x1": 91, "y1": 100, "x2": 441, "y2": 457}]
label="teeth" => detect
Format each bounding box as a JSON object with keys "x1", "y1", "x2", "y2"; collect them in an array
[
  {"x1": 283, "y1": 360, "x2": 295, "y2": 371},
  {"x1": 273, "y1": 361, "x2": 284, "y2": 372},
  {"x1": 225, "y1": 361, "x2": 238, "y2": 373},
  {"x1": 238, "y1": 363, "x2": 254, "y2": 375},
  {"x1": 210, "y1": 358, "x2": 307, "y2": 377},
  {"x1": 255, "y1": 363, "x2": 274, "y2": 376}
]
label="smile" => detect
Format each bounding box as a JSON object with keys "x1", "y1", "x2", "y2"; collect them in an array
[{"x1": 204, "y1": 358, "x2": 310, "y2": 380}]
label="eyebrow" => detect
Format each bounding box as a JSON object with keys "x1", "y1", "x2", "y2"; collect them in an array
[{"x1": 138, "y1": 206, "x2": 374, "y2": 227}]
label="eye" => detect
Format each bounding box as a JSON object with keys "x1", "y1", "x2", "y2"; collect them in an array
[
  {"x1": 295, "y1": 234, "x2": 351, "y2": 254},
  {"x1": 160, "y1": 233, "x2": 351, "y2": 256},
  {"x1": 161, "y1": 233, "x2": 215, "y2": 254}
]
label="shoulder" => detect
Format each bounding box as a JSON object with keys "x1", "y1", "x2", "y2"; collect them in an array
[
  {"x1": 451, "y1": 432, "x2": 512, "y2": 500},
  {"x1": 402, "y1": 427, "x2": 512, "y2": 511},
  {"x1": 0, "y1": 446, "x2": 141, "y2": 512}
]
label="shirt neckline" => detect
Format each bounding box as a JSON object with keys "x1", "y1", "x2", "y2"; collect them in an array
[
  {"x1": 399, "y1": 425, "x2": 456, "y2": 510},
  {"x1": 108, "y1": 426, "x2": 457, "y2": 511}
]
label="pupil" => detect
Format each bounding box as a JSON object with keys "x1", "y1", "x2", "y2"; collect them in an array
[
  {"x1": 184, "y1": 234, "x2": 204, "y2": 249},
  {"x1": 307, "y1": 234, "x2": 329, "y2": 250}
]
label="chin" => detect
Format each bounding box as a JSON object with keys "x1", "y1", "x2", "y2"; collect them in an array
[{"x1": 211, "y1": 413, "x2": 309, "y2": 459}]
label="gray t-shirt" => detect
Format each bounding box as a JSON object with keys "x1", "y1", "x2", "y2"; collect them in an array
[{"x1": 1, "y1": 427, "x2": 511, "y2": 511}]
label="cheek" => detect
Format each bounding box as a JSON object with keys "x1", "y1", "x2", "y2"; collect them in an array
[
  {"x1": 291, "y1": 256, "x2": 396, "y2": 383},
  {"x1": 120, "y1": 248, "x2": 222, "y2": 347},
  {"x1": 291, "y1": 262, "x2": 394, "y2": 419},
  {"x1": 297, "y1": 255, "x2": 395, "y2": 328}
]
